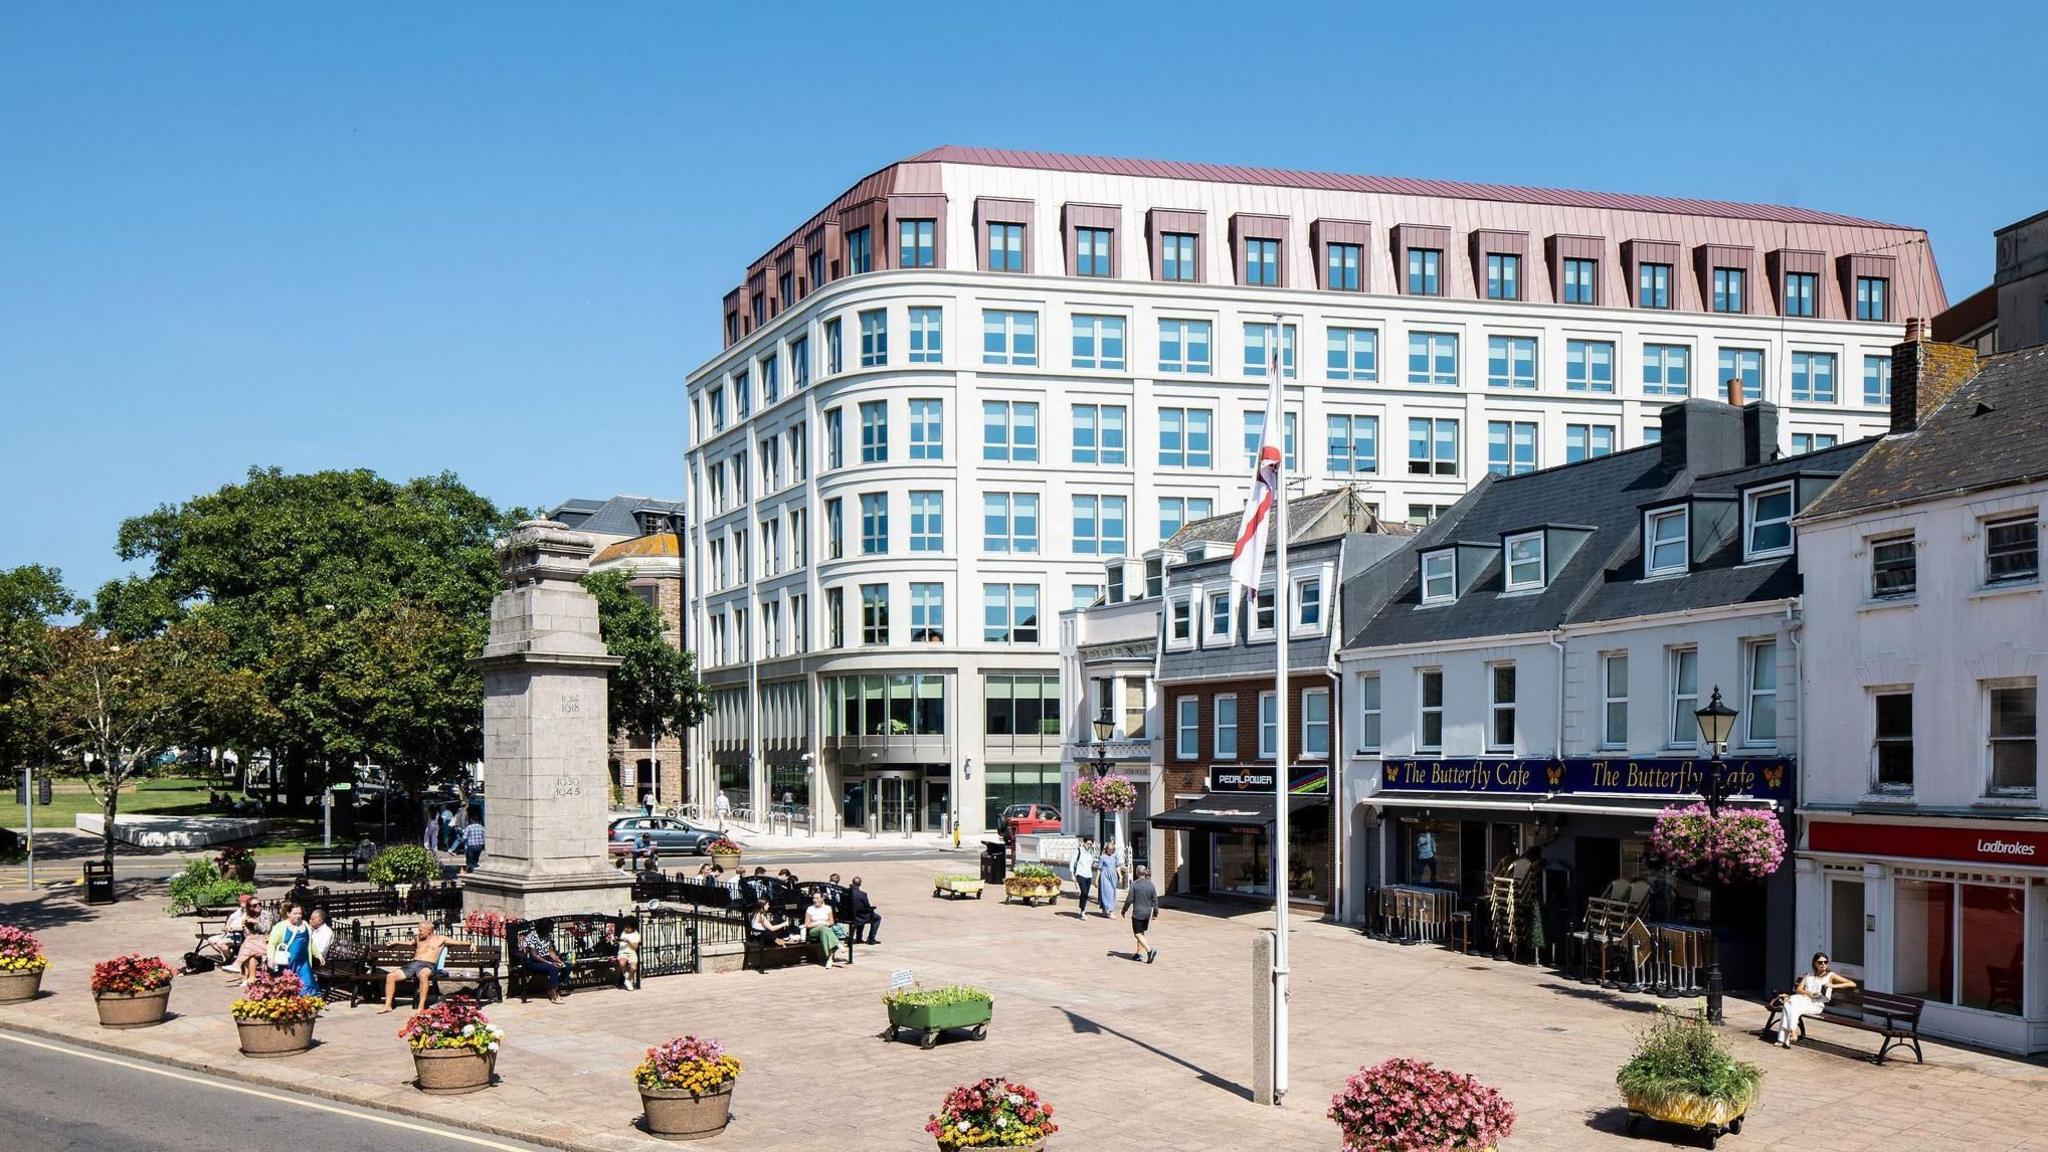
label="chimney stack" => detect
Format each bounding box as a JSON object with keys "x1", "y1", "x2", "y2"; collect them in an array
[
  {"x1": 1725, "y1": 377, "x2": 1745, "y2": 407},
  {"x1": 1890, "y1": 328, "x2": 1980, "y2": 434}
]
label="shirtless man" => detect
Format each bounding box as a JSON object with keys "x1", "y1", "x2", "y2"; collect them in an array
[{"x1": 378, "y1": 919, "x2": 450, "y2": 1014}]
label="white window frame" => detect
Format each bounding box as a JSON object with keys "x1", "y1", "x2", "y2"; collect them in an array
[
  {"x1": 1204, "y1": 589, "x2": 1234, "y2": 646},
  {"x1": 1871, "y1": 688, "x2": 1914, "y2": 794},
  {"x1": 1357, "y1": 673, "x2": 1382, "y2": 752},
  {"x1": 1215, "y1": 694, "x2": 1239, "y2": 760},
  {"x1": 1249, "y1": 585, "x2": 1277, "y2": 640},
  {"x1": 1743, "y1": 640, "x2": 1778, "y2": 748},
  {"x1": 1743, "y1": 482, "x2": 1796, "y2": 560},
  {"x1": 1175, "y1": 696, "x2": 1199, "y2": 760},
  {"x1": 1291, "y1": 574, "x2": 1325, "y2": 635},
  {"x1": 1417, "y1": 669, "x2": 1444, "y2": 753},
  {"x1": 1258, "y1": 691, "x2": 1278, "y2": 760},
  {"x1": 1302, "y1": 688, "x2": 1331, "y2": 759},
  {"x1": 1601, "y1": 652, "x2": 1628, "y2": 749},
  {"x1": 1504, "y1": 532, "x2": 1545, "y2": 592},
  {"x1": 1668, "y1": 647, "x2": 1700, "y2": 749},
  {"x1": 1645, "y1": 508, "x2": 1689, "y2": 576},
  {"x1": 1487, "y1": 663, "x2": 1516, "y2": 753},
  {"x1": 1167, "y1": 595, "x2": 1195, "y2": 646},
  {"x1": 1869, "y1": 533, "x2": 1917, "y2": 600},
  {"x1": 1985, "y1": 678, "x2": 2039, "y2": 798},
  {"x1": 1984, "y1": 513, "x2": 2042, "y2": 587},
  {"x1": 1420, "y1": 551, "x2": 1457, "y2": 605}
]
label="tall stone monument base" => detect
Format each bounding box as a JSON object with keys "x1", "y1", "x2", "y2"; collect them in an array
[{"x1": 461, "y1": 520, "x2": 635, "y2": 922}]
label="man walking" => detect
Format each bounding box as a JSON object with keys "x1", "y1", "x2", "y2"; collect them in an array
[
  {"x1": 1121, "y1": 865, "x2": 1161, "y2": 963},
  {"x1": 461, "y1": 812, "x2": 486, "y2": 872},
  {"x1": 1069, "y1": 836, "x2": 1096, "y2": 918},
  {"x1": 714, "y1": 791, "x2": 732, "y2": 830}
]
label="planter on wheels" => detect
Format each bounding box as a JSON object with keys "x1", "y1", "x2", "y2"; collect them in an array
[
  {"x1": 640, "y1": 1083, "x2": 734, "y2": 1140},
  {"x1": 887, "y1": 996, "x2": 993, "y2": 1050},
  {"x1": 1623, "y1": 1089, "x2": 1748, "y2": 1149},
  {"x1": 413, "y1": 1048, "x2": 496, "y2": 1095},
  {"x1": 1002, "y1": 878, "x2": 1059, "y2": 905},
  {"x1": 94, "y1": 988, "x2": 171, "y2": 1029},
  {"x1": 932, "y1": 879, "x2": 984, "y2": 899},
  {"x1": 237, "y1": 1018, "x2": 316, "y2": 1058},
  {"x1": 0, "y1": 969, "x2": 44, "y2": 1003}
]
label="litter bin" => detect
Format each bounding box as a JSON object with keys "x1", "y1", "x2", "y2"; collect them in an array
[
  {"x1": 83, "y1": 860, "x2": 116, "y2": 905},
  {"x1": 980, "y1": 840, "x2": 1008, "y2": 885}
]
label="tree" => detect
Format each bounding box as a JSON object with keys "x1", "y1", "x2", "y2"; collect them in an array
[
  {"x1": 582, "y1": 570, "x2": 704, "y2": 764},
  {"x1": 0, "y1": 566, "x2": 81, "y2": 778}
]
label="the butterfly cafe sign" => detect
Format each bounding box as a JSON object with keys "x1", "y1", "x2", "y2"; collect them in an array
[{"x1": 1377, "y1": 756, "x2": 1791, "y2": 803}]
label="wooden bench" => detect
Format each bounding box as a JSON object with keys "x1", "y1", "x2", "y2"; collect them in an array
[
  {"x1": 320, "y1": 939, "x2": 502, "y2": 1007},
  {"x1": 301, "y1": 847, "x2": 362, "y2": 881},
  {"x1": 183, "y1": 917, "x2": 246, "y2": 972},
  {"x1": 742, "y1": 883, "x2": 858, "y2": 972},
  {"x1": 1765, "y1": 988, "x2": 1925, "y2": 1065},
  {"x1": 508, "y1": 916, "x2": 624, "y2": 998}
]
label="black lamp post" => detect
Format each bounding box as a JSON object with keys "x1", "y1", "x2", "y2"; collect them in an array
[
  {"x1": 1692, "y1": 685, "x2": 1740, "y2": 1026},
  {"x1": 1089, "y1": 707, "x2": 1115, "y2": 844}
]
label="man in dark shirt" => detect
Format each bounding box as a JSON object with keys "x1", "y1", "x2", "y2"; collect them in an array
[
  {"x1": 845, "y1": 876, "x2": 881, "y2": 945},
  {"x1": 1121, "y1": 865, "x2": 1160, "y2": 964}
]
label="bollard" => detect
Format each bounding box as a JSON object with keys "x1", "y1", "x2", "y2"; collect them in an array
[{"x1": 1253, "y1": 929, "x2": 1276, "y2": 1106}]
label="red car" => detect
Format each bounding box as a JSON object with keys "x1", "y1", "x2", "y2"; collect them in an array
[{"x1": 1001, "y1": 803, "x2": 1063, "y2": 839}]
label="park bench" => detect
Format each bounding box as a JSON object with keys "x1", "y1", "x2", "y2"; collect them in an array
[
  {"x1": 300, "y1": 846, "x2": 362, "y2": 882},
  {"x1": 743, "y1": 882, "x2": 857, "y2": 972},
  {"x1": 1764, "y1": 987, "x2": 1925, "y2": 1065},
  {"x1": 507, "y1": 915, "x2": 624, "y2": 998},
  {"x1": 182, "y1": 916, "x2": 248, "y2": 972},
  {"x1": 319, "y1": 938, "x2": 502, "y2": 1007}
]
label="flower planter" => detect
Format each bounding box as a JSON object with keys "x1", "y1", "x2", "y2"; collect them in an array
[
  {"x1": 1003, "y1": 877, "x2": 1060, "y2": 905},
  {"x1": 94, "y1": 987, "x2": 171, "y2": 1029},
  {"x1": 640, "y1": 1082, "x2": 734, "y2": 1140},
  {"x1": 931, "y1": 878, "x2": 984, "y2": 899},
  {"x1": 940, "y1": 1144, "x2": 1041, "y2": 1152},
  {"x1": 710, "y1": 853, "x2": 742, "y2": 871},
  {"x1": 413, "y1": 1047, "x2": 496, "y2": 1094},
  {"x1": 1623, "y1": 1088, "x2": 1748, "y2": 1147},
  {"x1": 887, "y1": 995, "x2": 992, "y2": 1049},
  {"x1": 236, "y1": 1017, "x2": 316, "y2": 1058},
  {"x1": 0, "y1": 969, "x2": 44, "y2": 1003}
]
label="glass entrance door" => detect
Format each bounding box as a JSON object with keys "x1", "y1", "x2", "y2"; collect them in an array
[
  {"x1": 924, "y1": 778, "x2": 950, "y2": 833},
  {"x1": 878, "y1": 775, "x2": 912, "y2": 832},
  {"x1": 1827, "y1": 876, "x2": 1867, "y2": 980}
]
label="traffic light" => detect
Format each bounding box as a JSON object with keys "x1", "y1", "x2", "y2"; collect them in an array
[
  {"x1": 14, "y1": 775, "x2": 52, "y2": 805},
  {"x1": 38, "y1": 776, "x2": 52, "y2": 805}
]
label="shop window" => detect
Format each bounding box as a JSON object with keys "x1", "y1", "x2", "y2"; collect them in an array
[
  {"x1": 1893, "y1": 878, "x2": 2026, "y2": 1016},
  {"x1": 1827, "y1": 878, "x2": 1865, "y2": 971},
  {"x1": 1488, "y1": 664, "x2": 1516, "y2": 752},
  {"x1": 982, "y1": 763, "x2": 1061, "y2": 830},
  {"x1": 1418, "y1": 670, "x2": 1444, "y2": 752}
]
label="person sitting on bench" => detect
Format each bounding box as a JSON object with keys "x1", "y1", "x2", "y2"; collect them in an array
[
  {"x1": 378, "y1": 919, "x2": 451, "y2": 1014},
  {"x1": 749, "y1": 900, "x2": 798, "y2": 946},
  {"x1": 1771, "y1": 951, "x2": 1856, "y2": 1048},
  {"x1": 802, "y1": 890, "x2": 843, "y2": 970},
  {"x1": 515, "y1": 921, "x2": 569, "y2": 1004},
  {"x1": 846, "y1": 877, "x2": 880, "y2": 945}
]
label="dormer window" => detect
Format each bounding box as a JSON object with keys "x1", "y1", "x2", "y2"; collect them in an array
[
  {"x1": 1252, "y1": 587, "x2": 1277, "y2": 635},
  {"x1": 1295, "y1": 576, "x2": 1323, "y2": 628},
  {"x1": 1205, "y1": 589, "x2": 1234, "y2": 645},
  {"x1": 1504, "y1": 533, "x2": 1545, "y2": 592},
  {"x1": 1645, "y1": 508, "x2": 1688, "y2": 576},
  {"x1": 1421, "y1": 552, "x2": 1457, "y2": 605},
  {"x1": 1168, "y1": 596, "x2": 1194, "y2": 643},
  {"x1": 1744, "y1": 483, "x2": 1795, "y2": 559}
]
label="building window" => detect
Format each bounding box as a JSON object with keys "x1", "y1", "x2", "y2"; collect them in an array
[
  {"x1": 1408, "y1": 331, "x2": 1458, "y2": 386},
  {"x1": 1486, "y1": 253, "x2": 1521, "y2": 300},
  {"x1": 1638, "y1": 262, "x2": 1672, "y2": 309},
  {"x1": 1874, "y1": 691, "x2": 1913, "y2": 792},
  {"x1": 1409, "y1": 418, "x2": 1459, "y2": 477},
  {"x1": 982, "y1": 492, "x2": 1039, "y2": 554},
  {"x1": 761, "y1": 355, "x2": 780, "y2": 404},
  {"x1": 1215, "y1": 694, "x2": 1239, "y2": 759},
  {"x1": 859, "y1": 493, "x2": 888, "y2": 555},
  {"x1": 1863, "y1": 355, "x2": 1892, "y2": 407},
  {"x1": 1791, "y1": 351, "x2": 1837, "y2": 403},
  {"x1": 858, "y1": 400, "x2": 887, "y2": 463},
  {"x1": 824, "y1": 318, "x2": 843, "y2": 373},
  {"x1": 1160, "y1": 232, "x2": 1197, "y2": 282},
  {"x1": 982, "y1": 583, "x2": 1040, "y2": 644},
  {"x1": 1562, "y1": 258, "x2": 1598, "y2": 304},
  {"x1": 1258, "y1": 692, "x2": 1278, "y2": 759},
  {"x1": 1158, "y1": 319, "x2": 1212, "y2": 374},
  {"x1": 1420, "y1": 552, "x2": 1456, "y2": 605},
  {"x1": 1504, "y1": 532, "x2": 1544, "y2": 591},
  {"x1": 1075, "y1": 227, "x2": 1113, "y2": 278},
  {"x1": 1358, "y1": 674, "x2": 1382, "y2": 752},
  {"x1": 982, "y1": 400, "x2": 1040, "y2": 462},
  {"x1": 808, "y1": 248, "x2": 825, "y2": 293},
  {"x1": 982, "y1": 309, "x2": 1038, "y2": 367},
  {"x1": 981, "y1": 674, "x2": 1055, "y2": 746},
  {"x1": 1487, "y1": 335, "x2": 1537, "y2": 389},
  {"x1": 1892, "y1": 877, "x2": 2027, "y2": 1014},
  {"x1": 789, "y1": 423, "x2": 808, "y2": 482},
  {"x1": 1072, "y1": 494, "x2": 1128, "y2": 557},
  {"x1": 1158, "y1": 408, "x2": 1213, "y2": 469},
  {"x1": 1418, "y1": 670, "x2": 1444, "y2": 751},
  {"x1": 1243, "y1": 237, "x2": 1280, "y2": 286},
  {"x1": 1987, "y1": 682, "x2": 2038, "y2": 796},
  {"x1": 1407, "y1": 247, "x2": 1442, "y2": 295},
  {"x1": 1566, "y1": 423, "x2": 1615, "y2": 462},
  {"x1": 1487, "y1": 420, "x2": 1538, "y2": 477},
  {"x1": 909, "y1": 582, "x2": 944, "y2": 642},
  {"x1": 1206, "y1": 590, "x2": 1232, "y2": 643},
  {"x1": 1744, "y1": 483, "x2": 1795, "y2": 559},
  {"x1": 847, "y1": 227, "x2": 873, "y2": 275},
  {"x1": 1251, "y1": 586, "x2": 1277, "y2": 634},
  {"x1": 898, "y1": 218, "x2": 935, "y2": 268},
  {"x1": 1643, "y1": 344, "x2": 1690, "y2": 397},
  {"x1": 859, "y1": 583, "x2": 888, "y2": 645},
  {"x1": 908, "y1": 491, "x2": 943, "y2": 553},
  {"x1": 906, "y1": 306, "x2": 943, "y2": 364},
  {"x1": 1168, "y1": 596, "x2": 1194, "y2": 642},
  {"x1": 1327, "y1": 242, "x2": 1362, "y2": 291},
  {"x1": 822, "y1": 588, "x2": 844, "y2": 648},
  {"x1": 986, "y1": 222, "x2": 1025, "y2": 272},
  {"x1": 1565, "y1": 339, "x2": 1615, "y2": 393},
  {"x1": 1870, "y1": 534, "x2": 1916, "y2": 599},
  {"x1": 707, "y1": 386, "x2": 726, "y2": 432},
  {"x1": 1719, "y1": 347, "x2": 1762, "y2": 402},
  {"x1": 1296, "y1": 576, "x2": 1323, "y2": 628},
  {"x1": 1790, "y1": 432, "x2": 1838, "y2": 455},
  {"x1": 1745, "y1": 640, "x2": 1778, "y2": 746},
  {"x1": 1176, "y1": 696, "x2": 1199, "y2": 759},
  {"x1": 1303, "y1": 688, "x2": 1331, "y2": 758},
  {"x1": 1642, "y1": 426, "x2": 1662, "y2": 445},
  {"x1": 1488, "y1": 664, "x2": 1517, "y2": 751},
  {"x1": 1159, "y1": 496, "x2": 1214, "y2": 539},
  {"x1": 734, "y1": 371, "x2": 752, "y2": 419},
  {"x1": 824, "y1": 497, "x2": 843, "y2": 559},
  {"x1": 1856, "y1": 276, "x2": 1890, "y2": 322},
  {"x1": 823, "y1": 407, "x2": 844, "y2": 470},
  {"x1": 1712, "y1": 266, "x2": 1745, "y2": 313},
  {"x1": 908, "y1": 398, "x2": 943, "y2": 460},
  {"x1": 1326, "y1": 327, "x2": 1378, "y2": 381},
  {"x1": 1072, "y1": 404, "x2": 1127, "y2": 466},
  {"x1": 858, "y1": 309, "x2": 887, "y2": 367},
  {"x1": 1784, "y1": 271, "x2": 1817, "y2": 318},
  {"x1": 1072, "y1": 314, "x2": 1127, "y2": 370},
  {"x1": 1602, "y1": 653, "x2": 1628, "y2": 748},
  {"x1": 1985, "y1": 515, "x2": 2040, "y2": 585},
  {"x1": 1241, "y1": 410, "x2": 1298, "y2": 471},
  {"x1": 1668, "y1": 647, "x2": 1700, "y2": 748},
  {"x1": 1244, "y1": 322, "x2": 1297, "y2": 378},
  {"x1": 1326, "y1": 414, "x2": 1378, "y2": 474},
  {"x1": 791, "y1": 336, "x2": 809, "y2": 390}
]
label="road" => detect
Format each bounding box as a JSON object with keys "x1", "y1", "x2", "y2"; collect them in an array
[{"x1": 0, "y1": 1029, "x2": 555, "y2": 1152}]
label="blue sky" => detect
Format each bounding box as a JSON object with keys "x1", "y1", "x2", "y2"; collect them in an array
[{"x1": 2, "y1": 1, "x2": 2040, "y2": 601}]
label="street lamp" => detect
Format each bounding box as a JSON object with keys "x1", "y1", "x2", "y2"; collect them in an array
[
  {"x1": 1088, "y1": 707, "x2": 1115, "y2": 846},
  {"x1": 1692, "y1": 686, "x2": 1740, "y2": 1026}
]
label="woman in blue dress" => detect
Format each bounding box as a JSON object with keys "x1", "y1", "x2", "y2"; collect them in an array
[
  {"x1": 1095, "y1": 843, "x2": 1120, "y2": 919},
  {"x1": 270, "y1": 903, "x2": 319, "y2": 995}
]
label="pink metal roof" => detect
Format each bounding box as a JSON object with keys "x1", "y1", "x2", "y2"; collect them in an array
[{"x1": 904, "y1": 145, "x2": 1908, "y2": 230}]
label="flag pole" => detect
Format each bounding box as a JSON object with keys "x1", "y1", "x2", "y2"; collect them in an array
[{"x1": 1271, "y1": 314, "x2": 1291, "y2": 1104}]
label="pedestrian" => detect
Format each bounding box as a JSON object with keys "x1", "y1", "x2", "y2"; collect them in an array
[
  {"x1": 1415, "y1": 828, "x2": 1437, "y2": 884},
  {"x1": 1121, "y1": 865, "x2": 1161, "y2": 963},
  {"x1": 438, "y1": 807, "x2": 455, "y2": 850},
  {"x1": 714, "y1": 790, "x2": 732, "y2": 829},
  {"x1": 267, "y1": 903, "x2": 317, "y2": 992},
  {"x1": 307, "y1": 908, "x2": 333, "y2": 967},
  {"x1": 1095, "y1": 842, "x2": 1120, "y2": 919},
  {"x1": 642, "y1": 791, "x2": 655, "y2": 817},
  {"x1": 846, "y1": 876, "x2": 881, "y2": 944},
  {"x1": 461, "y1": 812, "x2": 486, "y2": 872},
  {"x1": 617, "y1": 915, "x2": 642, "y2": 990},
  {"x1": 636, "y1": 832, "x2": 660, "y2": 872},
  {"x1": 1069, "y1": 836, "x2": 1097, "y2": 916}
]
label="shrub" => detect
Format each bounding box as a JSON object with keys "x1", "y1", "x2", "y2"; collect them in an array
[
  {"x1": 934, "y1": 874, "x2": 981, "y2": 886},
  {"x1": 925, "y1": 1076, "x2": 1057, "y2": 1150},
  {"x1": 1073, "y1": 773, "x2": 1138, "y2": 813},
  {"x1": 366, "y1": 844, "x2": 441, "y2": 887},
  {"x1": 167, "y1": 860, "x2": 253, "y2": 915},
  {"x1": 1010, "y1": 863, "x2": 1057, "y2": 880},
  {"x1": 1327, "y1": 1058, "x2": 1515, "y2": 1152},
  {"x1": 1649, "y1": 804, "x2": 1786, "y2": 885},
  {"x1": 91, "y1": 954, "x2": 174, "y2": 996},
  {"x1": 399, "y1": 995, "x2": 502, "y2": 1054},
  {"x1": 634, "y1": 1035, "x2": 741, "y2": 1094},
  {"x1": 231, "y1": 969, "x2": 324, "y2": 1025},
  {"x1": 0, "y1": 925, "x2": 49, "y2": 973},
  {"x1": 886, "y1": 984, "x2": 992, "y2": 1010},
  {"x1": 1616, "y1": 1008, "x2": 1762, "y2": 1111}
]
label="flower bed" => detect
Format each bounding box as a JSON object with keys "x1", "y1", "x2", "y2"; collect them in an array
[
  {"x1": 1327, "y1": 1058, "x2": 1515, "y2": 1152},
  {"x1": 926, "y1": 1076, "x2": 1057, "y2": 1149},
  {"x1": 933, "y1": 874, "x2": 985, "y2": 899},
  {"x1": 1073, "y1": 774, "x2": 1137, "y2": 814},
  {"x1": 887, "y1": 985, "x2": 993, "y2": 1048},
  {"x1": 0, "y1": 926, "x2": 48, "y2": 1003},
  {"x1": 1649, "y1": 803, "x2": 1786, "y2": 885},
  {"x1": 635, "y1": 1036, "x2": 741, "y2": 1139},
  {"x1": 1004, "y1": 864, "x2": 1060, "y2": 904},
  {"x1": 215, "y1": 845, "x2": 257, "y2": 881}
]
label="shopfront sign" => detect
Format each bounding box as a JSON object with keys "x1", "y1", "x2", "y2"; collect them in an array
[
  {"x1": 1208, "y1": 766, "x2": 1330, "y2": 794},
  {"x1": 1808, "y1": 820, "x2": 2048, "y2": 866},
  {"x1": 1377, "y1": 756, "x2": 1791, "y2": 803}
]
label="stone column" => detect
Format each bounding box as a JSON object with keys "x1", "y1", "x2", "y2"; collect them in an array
[{"x1": 463, "y1": 521, "x2": 635, "y2": 920}]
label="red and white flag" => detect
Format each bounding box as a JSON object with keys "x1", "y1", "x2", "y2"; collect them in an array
[{"x1": 1230, "y1": 337, "x2": 1284, "y2": 599}]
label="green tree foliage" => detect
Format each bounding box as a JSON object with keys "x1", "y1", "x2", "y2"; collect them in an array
[
  {"x1": 582, "y1": 570, "x2": 705, "y2": 752},
  {"x1": 0, "y1": 565, "x2": 82, "y2": 775}
]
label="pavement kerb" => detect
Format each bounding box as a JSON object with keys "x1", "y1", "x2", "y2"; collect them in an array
[{"x1": 0, "y1": 1018, "x2": 662, "y2": 1152}]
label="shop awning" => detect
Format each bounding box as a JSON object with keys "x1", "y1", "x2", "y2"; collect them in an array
[
  {"x1": 1368, "y1": 793, "x2": 1539, "y2": 814},
  {"x1": 1536, "y1": 795, "x2": 1777, "y2": 818},
  {"x1": 1152, "y1": 791, "x2": 1325, "y2": 831}
]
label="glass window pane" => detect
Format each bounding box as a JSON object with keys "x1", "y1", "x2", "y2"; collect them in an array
[
  {"x1": 1892, "y1": 879, "x2": 1956, "y2": 1004},
  {"x1": 1959, "y1": 884, "x2": 2025, "y2": 1014}
]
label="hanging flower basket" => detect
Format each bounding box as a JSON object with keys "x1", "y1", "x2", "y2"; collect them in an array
[
  {"x1": 1073, "y1": 774, "x2": 1136, "y2": 814},
  {"x1": 1328, "y1": 1058, "x2": 1515, "y2": 1152},
  {"x1": 1649, "y1": 803, "x2": 1786, "y2": 886}
]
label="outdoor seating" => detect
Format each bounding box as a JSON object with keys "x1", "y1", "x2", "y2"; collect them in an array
[
  {"x1": 508, "y1": 914, "x2": 624, "y2": 998},
  {"x1": 300, "y1": 846, "x2": 362, "y2": 881},
  {"x1": 319, "y1": 937, "x2": 503, "y2": 1006},
  {"x1": 1764, "y1": 987, "x2": 1925, "y2": 1065}
]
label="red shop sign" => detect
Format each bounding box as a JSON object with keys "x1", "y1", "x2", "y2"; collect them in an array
[{"x1": 1808, "y1": 820, "x2": 2048, "y2": 866}]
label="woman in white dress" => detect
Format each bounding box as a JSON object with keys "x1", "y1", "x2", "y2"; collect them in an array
[{"x1": 1773, "y1": 952, "x2": 1857, "y2": 1047}]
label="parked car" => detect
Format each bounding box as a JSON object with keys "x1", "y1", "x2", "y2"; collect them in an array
[
  {"x1": 1000, "y1": 803, "x2": 1063, "y2": 839},
  {"x1": 606, "y1": 816, "x2": 723, "y2": 858}
]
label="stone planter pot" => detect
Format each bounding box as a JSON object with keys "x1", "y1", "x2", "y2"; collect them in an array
[
  {"x1": 640, "y1": 1082, "x2": 735, "y2": 1140},
  {"x1": 236, "y1": 1017, "x2": 315, "y2": 1058},
  {"x1": 94, "y1": 986, "x2": 171, "y2": 1029},
  {"x1": 710, "y1": 852, "x2": 742, "y2": 872},
  {"x1": 0, "y1": 968, "x2": 45, "y2": 1003},
  {"x1": 412, "y1": 1047, "x2": 496, "y2": 1094}
]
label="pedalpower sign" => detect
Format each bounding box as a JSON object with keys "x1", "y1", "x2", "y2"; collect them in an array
[{"x1": 1806, "y1": 821, "x2": 2048, "y2": 867}]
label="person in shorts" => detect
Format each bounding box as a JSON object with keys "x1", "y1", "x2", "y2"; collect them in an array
[
  {"x1": 1121, "y1": 865, "x2": 1161, "y2": 964},
  {"x1": 378, "y1": 919, "x2": 450, "y2": 1013}
]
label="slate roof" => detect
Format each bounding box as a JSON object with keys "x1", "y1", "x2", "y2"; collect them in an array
[
  {"x1": 1800, "y1": 345, "x2": 2048, "y2": 522},
  {"x1": 546, "y1": 495, "x2": 686, "y2": 539},
  {"x1": 1164, "y1": 488, "x2": 1409, "y2": 551}
]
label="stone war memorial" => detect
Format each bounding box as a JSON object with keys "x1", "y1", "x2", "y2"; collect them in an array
[{"x1": 461, "y1": 519, "x2": 634, "y2": 920}]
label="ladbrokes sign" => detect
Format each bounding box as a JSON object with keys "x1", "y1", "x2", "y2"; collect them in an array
[{"x1": 1808, "y1": 821, "x2": 2048, "y2": 866}]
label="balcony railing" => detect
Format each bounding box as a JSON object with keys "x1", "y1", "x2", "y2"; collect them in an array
[{"x1": 1063, "y1": 739, "x2": 1154, "y2": 764}]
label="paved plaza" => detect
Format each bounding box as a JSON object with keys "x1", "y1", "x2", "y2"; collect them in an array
[{"x1": 6, "y1": 851, "x2": 2048, "y2": 1151}]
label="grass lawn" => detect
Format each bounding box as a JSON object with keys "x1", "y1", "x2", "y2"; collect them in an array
[{"x1": 0, "y1": 774, "x2": 216, "y2": 831}]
